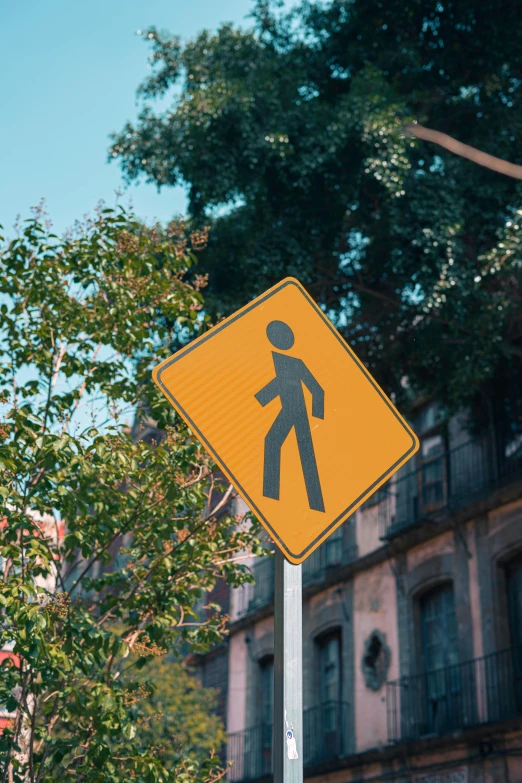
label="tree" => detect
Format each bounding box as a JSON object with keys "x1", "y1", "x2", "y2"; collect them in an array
[
  {"x1": 128, "y1": 658, "x2": 226, "y2": 770},
  {"x1": 0, "y1": 206, "x2": 261, "y2": 783},
  {"x1": 110, "y1": 0, "x2": 522, "y2": 426}
]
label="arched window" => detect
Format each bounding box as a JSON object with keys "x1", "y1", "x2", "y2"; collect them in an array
[
  {"x1": 258, "y1": 655, "x2": 274, "y2": 728},
  {"x1": 420, "y1": 583, "x2": 459, "y2": 673},
  {"x1": 257, "y1": 655, "x2": 273, "y2": 774},
  {"x1": 419, "y1": 583, "x2": 461, "y2": 734},
  {"x1": 503, "y1": 555, "x2": 522, "y2": 716},
  {"x1": 307, "y1": 631, "x2": 343, "y2": 761},
  {"x1": 318, "y1": 631, "x2": 342, "y2": 705},
  {"x1": 506, "y1": 554, "x2": 522, "y2": 649},
  {"x1": 418, "y1": 433, "x2": 446, "y2": 513}
]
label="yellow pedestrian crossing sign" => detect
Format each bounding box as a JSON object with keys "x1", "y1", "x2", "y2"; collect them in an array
[{"x1": 153, "y1": 278, "x2": 419, "y2": 564}]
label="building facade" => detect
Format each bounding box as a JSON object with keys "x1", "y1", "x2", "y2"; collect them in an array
[{"x1": 200, "y1": 402, "x2": 522, "y2": 783}]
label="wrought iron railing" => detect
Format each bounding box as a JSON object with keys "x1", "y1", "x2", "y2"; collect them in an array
[
  {"x1": 303, "y1": 700, "x2": 351, "y2": 766},
  {"x1": 247, "y1": 557, "x2": 275, "y2": 613},
  {"x1": 227, "y1": 700, "x2": 350, "y2": 781},
  {"x1": 235, "y1": 557, "x2": 275, "y2": 618},
  {"x1": 378, "y1": 431, "x2": 522, "y2": 539},
  {"x1": 387, "y1": 645, "x2": 522, "y2": 742},
  {"x1": 236, "y1": 525, "x2": 357, "y2": 618},
  {"x1": 302, "y1": 533, "x2": 356, "y2": 586},
  {"x1": 227, "y1": 723, "x2": 273, "y2": 782}
]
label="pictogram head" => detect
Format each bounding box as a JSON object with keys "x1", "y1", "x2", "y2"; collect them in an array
[{"x1": 266, "y1": 320, "x2": 295, "y2": 350}]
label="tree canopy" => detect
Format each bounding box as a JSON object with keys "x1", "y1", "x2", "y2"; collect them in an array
[
  {"x1": 111, "y1": 0, "x2": 522, "y2": 425},
  {"x1": 0, "y1": 207, "x2": 260, "y2": 783}
]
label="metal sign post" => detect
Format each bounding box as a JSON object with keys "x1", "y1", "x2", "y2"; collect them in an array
[{"x1": 274, "y1": 549, "x2": 303, "y2": 783}]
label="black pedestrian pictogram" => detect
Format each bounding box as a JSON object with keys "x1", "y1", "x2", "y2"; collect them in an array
[{"x1": 255, "y1": 320, "x2": 325, "y2": 512}]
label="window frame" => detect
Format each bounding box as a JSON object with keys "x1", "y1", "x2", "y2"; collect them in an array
[
  {"x1": 414, "y1": 402, "x2": 447, "y2": 516},
  {"x1": 315, "y1": 628, "x2": 343, "y2": 706},
  {"x1": 257, "y1": 654, "x2": 274, "y2": 728}
]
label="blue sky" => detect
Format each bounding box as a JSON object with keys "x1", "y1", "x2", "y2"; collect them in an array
[{"x1": 1, "y1": 0, "x2": 294, "y2": 236}]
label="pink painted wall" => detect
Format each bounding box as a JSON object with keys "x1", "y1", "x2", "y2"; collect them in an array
[
  {"x1": 254, "y1": 616, "x2": 274, "y2": 640},
  {"x1": 466, "y1": 520, "x2": 483, "y2": 662},
  {"x1": 407, "y1": 529, "x2": 454, "y2": 571},
  {"x1": 227, "y1": 616, "x2": 274, "y2": 734},
  {"x1": 503, "y1": 731, "x2": 522, "y2": 782},
  {"x1": 353, "y1": 560, "x2": 399, "y2": 752},
  {"x1": 356, "y1": 505, "x2": 382, "y2": 559},
  {"x1": 227, "y1": 629, "x2": 248, "y2": 733},
  {"x1": 488, "y1": 497, "x2": 522, "y2": 536},
  {"x1": 308, "y1": 584, "x2": 340, "y2": 615}
]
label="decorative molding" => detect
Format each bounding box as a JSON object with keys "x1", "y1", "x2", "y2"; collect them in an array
[
  {"x1": 406, "y1": 553, "x2": 455, "y2": 599},
  {"x1": 306, "y1": 599, "x2": 345, "y2": 642},
  {"x1": 249, "y1": 631, "x2": 274, "y2": 662},
  {"x1": 361, "y1": 629, "x2": 391, "y2": 691}
]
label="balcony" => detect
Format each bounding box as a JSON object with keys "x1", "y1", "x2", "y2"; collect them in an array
[
  {"x1": 379, "y1": 430, "x2": 522, "y2": 540},
  {"x1": 235, "y1": 557, "x2": 275, "y2": 619},
  {"x1": 303, "y1": 700, "x2": 351, "y2": 766},
  {"x1": 227, "y1": 700, "x2": 350, "y2": 781},
  {"x1": 302, "y1": 532, "x2": 357, "y2": 586},
  {"x1": 228, "y1": 723, "x2": 272, "y2": 782},
  {"x1": 235, "y1": 525, "x2": 357, "y2": 619},
  {"x1": 387, "y1": 645, "x2": 522, "y2": 743}
]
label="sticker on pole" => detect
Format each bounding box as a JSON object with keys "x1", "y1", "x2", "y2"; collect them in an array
[
  {"x1": 153, "y1": 277, "x2": 418, "y2": 564},
  {"x1": 286, "y1": 730, "x2": 298, "y2": 760}
]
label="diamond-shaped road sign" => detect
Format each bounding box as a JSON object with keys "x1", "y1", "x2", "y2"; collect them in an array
[{"x1": 153, "y1": 278, "x2": 419, "y2": 564}]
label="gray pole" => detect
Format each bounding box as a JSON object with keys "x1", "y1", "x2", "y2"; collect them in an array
[{"x1": 273, "y1": 549, "x2": 303, "y2": 783}]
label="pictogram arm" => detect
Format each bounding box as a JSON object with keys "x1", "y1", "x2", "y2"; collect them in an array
[
  {"x1": 255, "y1": 377, "x2": 280, "y2": 406},
  {"x1": 299, "y1": 361, "x2": 324, "y2": 419}
]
